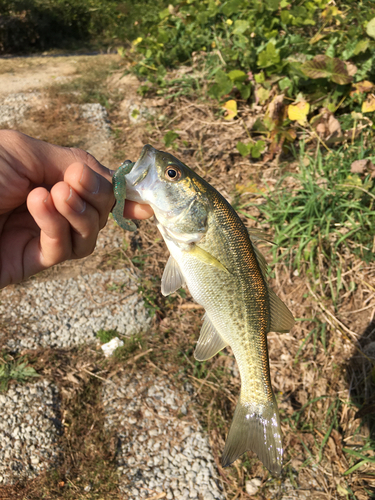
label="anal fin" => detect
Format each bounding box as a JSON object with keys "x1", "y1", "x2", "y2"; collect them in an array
[
  {"x1": 221, "y1": 395, "x2": 283, "y2": 475},
  {"x1": 194, "y1": 313, "x2": 228, "y2": 361},
  {"x1": 161, "y1": 256, "x2": 186, "y2": 296}
]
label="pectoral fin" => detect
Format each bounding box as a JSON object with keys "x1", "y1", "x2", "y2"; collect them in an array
[
  {"x1": 161, "y1": 256, "x2": 186, "y2": 296},
  {"x1": 189, "y1": 245, "x2": 229, "y2": 274},
  {"x1": 194, "y1": 313, "x2": 228, "y2": 361}
]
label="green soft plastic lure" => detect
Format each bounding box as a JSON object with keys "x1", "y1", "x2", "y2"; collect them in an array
[{"x1": 112, "y1": 160, "x2": 137, "y2": 231}]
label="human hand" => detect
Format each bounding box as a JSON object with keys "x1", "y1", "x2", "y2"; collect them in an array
[{"x1": 0, "y1": 130, "x2": 154, "y2": 289}]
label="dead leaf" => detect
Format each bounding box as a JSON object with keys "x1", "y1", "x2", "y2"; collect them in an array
[
  {"x1": 345, "y1": 62, "x2": 357, "y2": 77},
  {"x1": 328, "y1": 114, "x2": 342, "y2": 136},
  {"x1": 362, "y1": 95, "x2": 375, "y2": 113},
  {"x1": 222, "y1": 99, "x2": 237, "y2": 120},
  {"x1": 351, "y1": 159, "x2": 369, "y2": 174},
  {"x1": 351, "y1": 159, "x2": 375, "y2": 178},
  {"x1": 350, "y1": 80, "x2": 374, "y2": 96},
  {"x1": 288, "y1": 100, "x2": 310, "y2": 124}
]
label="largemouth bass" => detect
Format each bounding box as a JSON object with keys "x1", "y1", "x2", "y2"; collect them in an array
[{"x1": 117, "y1": 145, "x2": 294, "y2": 474}]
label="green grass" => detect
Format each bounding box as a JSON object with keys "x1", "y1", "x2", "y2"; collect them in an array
[{"x1": 255, "y1": 140, "x2": 375, "y2": 300}]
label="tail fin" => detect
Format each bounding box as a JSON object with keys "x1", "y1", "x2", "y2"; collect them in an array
[{"x1": 221, "y1": 396, "x2": 283, "y2": 475}]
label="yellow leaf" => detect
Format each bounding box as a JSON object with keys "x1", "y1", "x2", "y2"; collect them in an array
[
  {"x1": 362, "y1": 95, "x2": 375, "y2": 113},
  {"x1": 288, "y1": 101, "x2": 310, "y2": 124},
  {"x1": 350, "y1": 80, "x2": 374, "y2": 96},
  {"x1": 222, "y1": 100, "x2": 237, "y2": 120}
]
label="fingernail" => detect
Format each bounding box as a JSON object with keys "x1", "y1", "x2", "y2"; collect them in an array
[
  {"x1": 65, "y1": 187, "x2": 86, "y2": 213},
  {"x1": 79, "y1": 164, "x2": 100, "y2": 194},
  {"x1": 43, "y1": 192, "x2": 54, "y2": 212}
]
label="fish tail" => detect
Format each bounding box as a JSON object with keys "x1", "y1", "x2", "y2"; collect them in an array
[{"x1": 221, "y1": 394, "x2": 283, "y2": 475}]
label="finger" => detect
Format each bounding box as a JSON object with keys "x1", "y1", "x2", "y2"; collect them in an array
[
  {"x1": 62, "y1": 162, "x2": 114, "y2": 229},
  {"x1": 1, "y1": 130, "x2": 113, "y2": 186},
  {"x1": 123, "y1": 200, "x2": 154, "y2": 220},
  {"x1": 50, "y1": 181, "x2": 99, "y2": 259},
  {"x1": 26, "y1": 187, "x2": 72, "y2": 271}
]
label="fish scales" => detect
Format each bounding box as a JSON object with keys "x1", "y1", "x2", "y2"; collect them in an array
[{"x1": 120, "y1": 144, "x2": 295, "y2": 475}]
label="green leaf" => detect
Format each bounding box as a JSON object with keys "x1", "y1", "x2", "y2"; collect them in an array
[
  {"x1": 251, "y1": 140, "x2": 266, "y2": 158},
  {"x1": 209, "y1": 70, "x2": 233, "y2": 98},
  {"x1": 222, "y1": 0, "x2": 243, "y2": 17},
  {"x1": 366, "y1": 17, "x2": 375, "y2": 39},
  {"x1": 163, "y1": 131, "x2": 179, "y2": 148},
  {"x1": 353, "y1": 39, "x2": 370, "y2": 55},
  {"x1": 279, "y1": 77, "x2": 292, "y2": 92},
  {"x1": 236, "y1": 142, "x2": 252, "y2": 157},
  {"x1": 227, "y1": 70, "x2": 248, "y2": 82},
  {"x1": 240, "y1": 84, "x2": 251, "y2": 100},
  {"x1": 232, "y1": 20, "x2": 250, "y2": 35},
  {"x1": 257, "y1": 42, "x2": 280, "y2": 68},
  {"x1": 265, "y1": 0, "x2": 279, "y2": 11},
  {"x1": 301, "y1": 55, "x2": 352, "y2": 85},
  {"x1": 159, "y1": 8, "x2": 170, "y2": 20}
]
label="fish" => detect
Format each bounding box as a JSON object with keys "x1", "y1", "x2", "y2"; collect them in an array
[{"x1": 119, "y1": 144, "x2": 294, "y2": 474}]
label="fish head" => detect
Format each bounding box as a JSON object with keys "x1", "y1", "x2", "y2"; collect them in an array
[{"x1": 125, "y1": 145, "x2": 209, "y2": 241}]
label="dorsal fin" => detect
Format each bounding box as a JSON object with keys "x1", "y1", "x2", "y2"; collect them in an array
[
  {"x1": 161, "y1": 256, "x2": 186, "y2": 296},
  {"x1": 194, "y1": 313, "x2": 228, "y2": 361},
  {"x1": 250, "y1": 237, "x2": 294, "y2": 334},
  {"x1": 268, "y1": 289, "x2": 295, "y2": 333},
  {"x1": 247, "y1": 228, "x2": 275, "y2": 245}
]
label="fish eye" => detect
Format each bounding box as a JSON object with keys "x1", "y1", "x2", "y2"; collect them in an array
[{"x1": 164, "y1": 166, "x2": 181, "y2": 181}]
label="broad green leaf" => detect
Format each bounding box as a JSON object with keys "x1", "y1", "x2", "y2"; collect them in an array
[
  {"x1": 288, "y1": 100, "x2": 310, "y2": 124},
  {"x1": 301, "y1": 55, "x2": 352, "y2": 85},
  {"x1": 353, "y1": 39, "x2": 370, "y2": 55},
  {"x1": 256, "y1": 87, "x2": 270, "y2": 104},
  {"x1": 232, "y1": 20, "x2": 250, "y2": 35},
  {"x1": 209, "y1": 70, "x2": 233, "y2": 99},
  {"x1": 257, "y1": 42, "x2": 280, "y2": 68},
  {"x1": 251, "y1": 140, "x2": 266, "y2": 158},
  {"x1": 222, "y1": 100, "x2": 238, "y2": 120},
  {"x1": 159, "y1": 8, "x2": 170, "y2": 20},
  {"x1": 265, "y1": 0, "x2": 279, "y2": 11},
  {"x1": 236, "y1": 142, "x2": 252, "y2": 157},
  {"x1": 222, "y1": 0, "x2": 243, "y2": 17},
  {"x1": 279, "y1": 77, "x2": 292, "y2": 91},
  {"x1": 228, "y1": 70, "x2": 248, "y2": 82},
  {"x1": 240, "y1": 84, "x2": 251, "y2": 100},
  {"x1": 366, "y1": 17, "x2": 375, "y2": 39}
]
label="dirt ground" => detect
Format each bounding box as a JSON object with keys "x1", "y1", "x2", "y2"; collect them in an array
[{"x1": 0, "y1": 53, "x2": 374, "y2": 500}]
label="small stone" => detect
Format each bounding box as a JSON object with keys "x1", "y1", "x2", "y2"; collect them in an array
[{"x1": 245, "y1": 478, "x2": 262, "y2": 496}]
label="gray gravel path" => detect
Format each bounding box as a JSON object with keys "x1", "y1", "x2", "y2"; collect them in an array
[
  {"x1": 103, "y1": 371, "x2": 225, "y2": 500},
  {"x1": 1, "y1": 268, "x2": 151, "y2": 352},
  {"x1": 0, "y1": 380, "x2": 61, "y2": 485}
]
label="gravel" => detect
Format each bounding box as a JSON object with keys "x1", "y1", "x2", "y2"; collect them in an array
[
  {"x1": 0, "y1": 380, "x2": 61, "y2": 485},
  {"x1": 102, "y1": 371, "x2": 225, "y2": 500},
  {"x1": 0, "y1": 92, "x2": 43, "y2": 128},
  {"x1": 0, "y1": 268, "x2": 151, "y2": 352}
]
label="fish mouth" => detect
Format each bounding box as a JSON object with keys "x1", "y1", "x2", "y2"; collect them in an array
[{"x1": 129, "y1": 144, "x2": 157, "y2": 187}]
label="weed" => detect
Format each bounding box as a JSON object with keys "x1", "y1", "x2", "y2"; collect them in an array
[
  {"x1": 96, "y1": 329, "x2": 119, "y2": 344},
  {"x1": 258, "y1": 140, "x2": 375, "y2": 303},
  {"x1": 0, "y1": 356, "x2": 40, "y2": 392}
]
